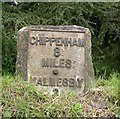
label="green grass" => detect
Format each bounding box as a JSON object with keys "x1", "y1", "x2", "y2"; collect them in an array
[
  {"x1": 97, "y1": 72, "x2": 120, "y2": 117},
  {"x1": 97, "y1": 72, "x2": 119, "y2": 101},
  {"x1": 1, "y1": 73, "x2": 120, "y2": 117},
  {"x1": 1, "y1": 74, "x2": 83, "y2": 117}
]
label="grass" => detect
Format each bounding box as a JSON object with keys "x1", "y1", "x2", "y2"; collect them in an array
[
  {"x1": 1, "y1": 74, "x2": 83, "y2": 117},
  {"x1": 1, "y1": 72, "x2": 120, "y2": 117},
  {"x1": 97, "y1": 72, "x2": 120, "y2": 117},
  {"x1": 97, "y1": 72, "x2": 119, "y2": 103}
]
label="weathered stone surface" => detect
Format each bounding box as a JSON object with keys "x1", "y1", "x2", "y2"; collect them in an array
[{"x1": 16, "y1": 25, "x2": 95, "y2": 95}]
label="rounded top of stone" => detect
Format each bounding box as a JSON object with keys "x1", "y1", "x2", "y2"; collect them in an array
[{"x1": 19, "y1": 25, "x2": 90, "y2": 33}]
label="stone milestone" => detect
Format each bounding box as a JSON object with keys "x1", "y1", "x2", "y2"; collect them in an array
[{"x1": 16, "y1": 25, "x2": 95, "y2": 95}]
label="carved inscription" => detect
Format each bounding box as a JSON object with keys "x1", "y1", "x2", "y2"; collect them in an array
[
  {"x1": 28, "y1": 31, "x2": 85, "y2": 89},
  {"x1": 31, "y1": 76, "x2": 84, "y2": 88},
  {"x1": 41, "y1": 58, "x2": 72, "y2": 68},
  {"x1": 31, "y1": 36, "x2": 85, "y2": 47}
]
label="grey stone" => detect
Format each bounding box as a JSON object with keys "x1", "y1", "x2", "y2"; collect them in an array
[{"x1": 16, "y1": 25, "x2": 95, "y2": 95}]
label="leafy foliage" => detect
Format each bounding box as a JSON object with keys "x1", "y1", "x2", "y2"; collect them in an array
[{"x1": 2, "y1": 3, "x2": 120, "y2": 77}]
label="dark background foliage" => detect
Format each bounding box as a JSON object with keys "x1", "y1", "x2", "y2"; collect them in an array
[{"x1": 2, "y1": 2, "x2": 120, "y2": 78}]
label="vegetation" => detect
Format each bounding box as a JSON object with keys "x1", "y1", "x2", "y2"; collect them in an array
[
  {"x1": 2, "y1": 75, "x2": 83, "y2": 117},
  {"x1": 2, "y1": 2, "x2": 120, "y2": 77},
  {"x1": 1, "y1": 2, "x2": 120, "y2": 117},
  {"x1": 1, "y1": 73, "x2": 120, "y2": 117}
]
